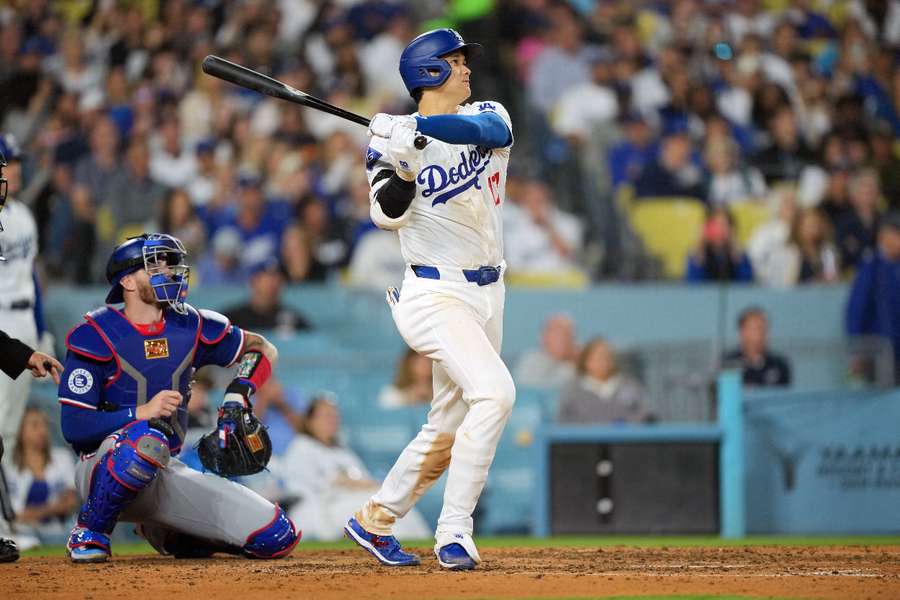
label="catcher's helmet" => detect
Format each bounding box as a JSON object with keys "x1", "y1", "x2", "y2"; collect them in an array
[
  {"x1": 399, "y1": 28, "x2": 482, "y2": 96},
  {"x1": 106, "y1": 233, "x2": 190, "y2": 313}
]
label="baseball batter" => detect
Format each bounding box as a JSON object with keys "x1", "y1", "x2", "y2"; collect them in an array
[
  {"x1": 0, "y1": 134, "x2": 44, "y2": 457},
  {"x1": 344, "y1": 29, "x2": 515, "y2": 570},
  {"x1": 59, "y1": 233, "x2": 299, "y2": 562}
]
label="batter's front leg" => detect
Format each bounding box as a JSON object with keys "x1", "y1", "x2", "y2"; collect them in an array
[{"x1": 357, "y1": 361, "x2": 466, "y2": 533}]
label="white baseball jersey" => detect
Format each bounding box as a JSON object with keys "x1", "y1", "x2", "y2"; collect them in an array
[
  {"x1": 366, "y1": 101, "x2": 513, "y2": 269},
  {"x1": 0, "y1": 198, "x2": 38, "y2": 306}
]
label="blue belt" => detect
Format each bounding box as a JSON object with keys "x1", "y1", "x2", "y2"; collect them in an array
[{"x1": 411, "y1": 264, "x2": 502, "y2": 286}]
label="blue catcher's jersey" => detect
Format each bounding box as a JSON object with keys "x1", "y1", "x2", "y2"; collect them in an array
[{"x1": 59, "y1": 303, "x2": 245, "y2": 454}]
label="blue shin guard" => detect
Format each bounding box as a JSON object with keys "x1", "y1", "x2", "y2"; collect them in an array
[{"x1": 69, "y1": 421, "x2": 170, "y2": 562}]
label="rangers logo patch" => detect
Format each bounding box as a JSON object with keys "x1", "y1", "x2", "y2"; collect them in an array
[
  {"x1": 144, "y1": 338, "x2": 169, "y2": 360},
  {"x1": 68, "y1": 369, "x2": 94, "y2": 395}
]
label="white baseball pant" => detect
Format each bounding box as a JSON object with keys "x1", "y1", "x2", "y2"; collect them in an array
[{"x1": 356, "y1": 266, "x2": 515, "y2": 538}]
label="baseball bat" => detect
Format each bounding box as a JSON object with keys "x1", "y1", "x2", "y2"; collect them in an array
[{"x1": 201, "y1": 55, "x2": 427, "y2": 150}]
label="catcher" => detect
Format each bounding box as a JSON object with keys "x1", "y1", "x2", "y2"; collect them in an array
[{"x1": 58, "y1": 233, "x2": 299, "y2": 563}]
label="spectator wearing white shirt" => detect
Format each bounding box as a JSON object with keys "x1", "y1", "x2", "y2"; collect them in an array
[
  {"x1": 704, "y1": 136, "x2": 767, "y2": 205},
  {"x1": 552, "y1": 47, "x2": 619, "y2": 142},
  {"x1": 279, "y1": 397, "x2": 430, "y2": 541},
  {"x1": 5, "y1": 407, "x2": 78, "y2": 546},
  {"x1": 503, "y1": 178, "x2": 585, "y2": 275},
  {"x1": 149, "y1": 116, "x2": 197, "y2": 189}
]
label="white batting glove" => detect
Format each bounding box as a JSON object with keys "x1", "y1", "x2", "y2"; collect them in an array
[
  {"x1": 388, "y1": 123, "x2": 423, "y2": 177},
  {"x1": 368, "y1": 113, "x2": 416, "y2": 139}
]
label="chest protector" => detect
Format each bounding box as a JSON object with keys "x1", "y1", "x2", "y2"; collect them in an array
[{"x1": 85, "y1": 306, "x2": 201, "y2": 453}]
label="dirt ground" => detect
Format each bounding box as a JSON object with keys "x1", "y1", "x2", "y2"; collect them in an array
[{"x1": 4, "y1": 545, "x2": 900, "y2": 599}]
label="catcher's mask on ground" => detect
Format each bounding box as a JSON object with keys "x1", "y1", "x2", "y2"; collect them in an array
[{"x1": 106, "y1": 233, "x2": 191, "y2": 314}]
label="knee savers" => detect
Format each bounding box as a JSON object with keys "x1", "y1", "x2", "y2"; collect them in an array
[
  {"x1": 243, "y1": 506, "x2": 300, "y2": 559},
  {"x1": 79, "y1": 420, "x2": 171, "y2": 533}
]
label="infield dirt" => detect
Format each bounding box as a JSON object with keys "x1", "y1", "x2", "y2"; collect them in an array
[{"x1": 4, "y1": 545, "x2": 900, "y2": 599}]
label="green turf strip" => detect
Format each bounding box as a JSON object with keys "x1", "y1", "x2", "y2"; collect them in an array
[
  {"x1": 456, "y1": 597, "x2": 801, "y2": 600},
  {"x1": 22, "y1": 533, "x2": 900, "y2": 558}
]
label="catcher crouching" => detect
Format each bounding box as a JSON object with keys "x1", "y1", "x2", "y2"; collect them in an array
[{"x1": 58, "y1": 233, "x2": 299, "y2": 563}]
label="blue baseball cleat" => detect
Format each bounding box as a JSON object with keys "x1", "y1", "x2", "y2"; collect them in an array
[
  {"x1": 435, "y1": 543, "x2": 477, "y2": 570},
  {"x1": 344, "y1": 517, "x2": 420, "y2": 566},
  {"x1": 66, "y1": 526, "x2": 111, "y2": 563}
]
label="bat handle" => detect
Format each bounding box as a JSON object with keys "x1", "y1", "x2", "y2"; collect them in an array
[{"x1": 414, "y1": 135, "x2": 427, "y2": 150}]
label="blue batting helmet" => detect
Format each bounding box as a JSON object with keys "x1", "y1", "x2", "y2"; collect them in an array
[
  {"x1": 106, "y1": 233, "x2": 190, "y2": 313},
  {"x1": 399, "y1": 28, "x2": 482, "y2": 95}
]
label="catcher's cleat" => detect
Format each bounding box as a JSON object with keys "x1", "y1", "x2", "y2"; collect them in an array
[
  {"x1": 435, "y1": 543, "x2": 476, "y2": 570},
  {"x1": 66, "y1": 527, "x2": 110, "y2": 563},
  {"x1": 344, "y1": 517, "x2": 419, "y2": 566},
  {"x1": 0, "y1": 537, "x2": 19, "y2": 563}
]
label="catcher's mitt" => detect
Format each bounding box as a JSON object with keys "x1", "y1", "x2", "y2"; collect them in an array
[{"x1": 198, "y1": 386, "x2": 272, "y2": 477}]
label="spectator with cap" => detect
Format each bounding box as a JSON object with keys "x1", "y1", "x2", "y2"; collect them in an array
[
  {"x1": 222, "y1": 257, "x2": 312, "y2": 335},
  {"x1": 608, "y1": 112, "x2": 658, "y2": 189},
  {"x1": 846, "y1": 212, "x2": 900, "y2": 383},
  {"x1": 514, "y1": 313, "x2": 579, "y2": 389},
  {"x1": 723, "y1": 306, "x2": 792, "y2": 387},
  {"x1": 195, "y1": 227, "x2": 247, "y2": 287},
  {"x1": 220, "y1": 170, "x2": 292, "y2": 270}
]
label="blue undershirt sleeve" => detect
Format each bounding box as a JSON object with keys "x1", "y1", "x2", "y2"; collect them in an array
[
  {"x1": 61, "y1": 404, "x2": 135, "y2": 449},
  {"x1": 414, "y1": 112, "x2": 512, "y2": 148}
]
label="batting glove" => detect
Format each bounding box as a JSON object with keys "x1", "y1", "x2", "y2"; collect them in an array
[
  {"x1": 369, "y1": 113, "x2": 416, "y2": 139},
  {"x1": 388, "y1": 123, "x2": 423, "y2": 177}
]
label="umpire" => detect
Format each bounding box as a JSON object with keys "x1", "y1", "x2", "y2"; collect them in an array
[{"x1": 0, "y1": 330, "x2": 62, "y2": 563}]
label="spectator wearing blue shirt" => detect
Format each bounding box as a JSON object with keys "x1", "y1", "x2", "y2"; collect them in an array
[
  {"x1": 222, "y1": 172, "x2": 292, "y2": 269},
  {"x1": 846, "y1": 212, "x2": 900, "y2": 383},
  {"x1": 686, "y1": 206, "x2": 754, "y2": 282},
  {"x1": 608, "y1": 112, "x2": 657, "y2": 189}
]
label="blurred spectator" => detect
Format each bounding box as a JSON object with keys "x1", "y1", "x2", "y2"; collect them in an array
[
  {"x1": 195, "y1": 227, "x2": 247, "y2": 287},
  {"x1": 149, "y1": 116, "x2": 197, "y2": 189},
  {"x1": 868, "y1": 122, "x2": 900, "y2": 209},
  {"x1": 752, "y1": 106, "x2": 815, "y2": 183},
  {"x1": 221, "y1": 172, "x2": 292, "y2": 270},
  {"x1": 703, "y1": 136, "x2": 767, "y2": 205},
  {"x1": 378, "y1": 348, "x2": 432, "y2": 409},
  {"x1": 222, "y1": 258, "x2": 312, "y2": 334},
  {"x1": 686, "y1": 207, "x2": 754, "y2": 282},
  {"x1": 748, "y1": 188, "x2": 798, "y2": 287},
  {"x1": 846, "y1": 213, "x2": 900, "y2": 383},
  {"x1": 279, "y1": 395, "x2": 430, "y2": 541},
  {"x1": 526, "y1": 4, "x2": 595, "y2": 114},
  {"x1": 503, "y1": 178, "x2": 585, "y2": 275},
  {"x1": 608, "y1": 113, "x2": 657, "y2": 189},
  {"x1": 185, "y1": 139, "x2": 218, "y2": 207},
  {"x1": 785, "y1": 208, "x2": 840, "y2": 284},
  {"x1": 634, "y1": 132, "x2": 704, "y2": 200},
  {"x1": 514, "y1": 314, "x2": 579, "y2": 389},
  {"x1": 557, "y1": 337, "x2": 650, "y2": 424},
  {"x1": 346, "y1": 229, "x2": 405, "y2": 291},
  {"x1": 723, "y1": 306, "x2": 792, "y2": 387},
  {"x1": 5, "y1": 407, "x2": 78, "y2": 545},
  {"x1": 155, "y1": 188, "x2": 205, "y2": 257},
  {"x1": 552, "y1": 48, "x2": 619, "y2": 143},
  {"x1": 251, "y1": 378, "x2": 306, "y2": 455},
  {"x1": 836, "y1": 168, "x2": 883, "y2": 270},
  {"x1": 106, "y1": 135, "x2": 167, "y2": 238}
]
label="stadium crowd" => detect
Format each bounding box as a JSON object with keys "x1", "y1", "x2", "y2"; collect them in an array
[{"x1": 1, "y1": 0, "x2": 898, "y2": 287}]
